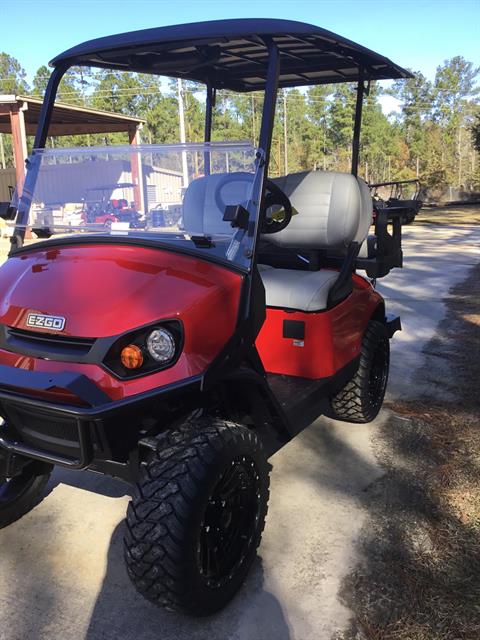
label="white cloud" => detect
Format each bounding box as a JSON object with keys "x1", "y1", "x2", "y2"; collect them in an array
[{"x1": 379, "y1": 95, "x2": 402, "y2": 116}]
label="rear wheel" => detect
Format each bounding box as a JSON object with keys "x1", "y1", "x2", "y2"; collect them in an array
[
  {"x1": 330, "y1": 320, "x2": 389, "y2": 423},
  {"x1": 124, "y1": 419, "x2": 270, "y2": 615},
  {"x1": 0, "y1": 462, "x2": 52, "y2": 529},
  {"x1": 402, "y1": 210, "x2": 416, "y2": 224}
]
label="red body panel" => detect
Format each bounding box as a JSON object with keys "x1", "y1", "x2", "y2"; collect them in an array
[
  {"x1": 255, "y1": 274, "x2": 382, "y2": 379},
  {"x1": 0, "y1": 244, "x2": 242, "y2": 399}
]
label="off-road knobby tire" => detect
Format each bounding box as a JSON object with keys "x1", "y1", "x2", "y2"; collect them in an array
[
  {"x1": 124, "y1": 419, "x2": 270, "y2": 616},
  {"x1": 0, "y1": 463, "x2": 53, "y2": 529},
  {"x1": 330, "y1": 320, "x2": 389, "y2": 423}
]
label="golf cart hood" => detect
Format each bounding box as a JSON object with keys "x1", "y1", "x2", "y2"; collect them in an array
[{"x1": 0, "y1": 242, "x2": 242, "y2": 339}]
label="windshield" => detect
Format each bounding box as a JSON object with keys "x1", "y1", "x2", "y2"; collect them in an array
[{"x1": 14, "y1": 142, "x2": 264, "y2": 270}]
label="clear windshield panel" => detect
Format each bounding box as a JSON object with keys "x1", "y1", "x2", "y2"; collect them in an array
[{"x1": 17, "y1": 142, "x2": 264, "y2": 270}]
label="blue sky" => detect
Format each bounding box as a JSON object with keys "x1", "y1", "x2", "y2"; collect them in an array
[{"x1": 1, "y1": 0, "x2": 479, "y2": 84}]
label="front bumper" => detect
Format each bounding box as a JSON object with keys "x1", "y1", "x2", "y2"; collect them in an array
[{"x1": 0, "y1": 365, "x2": 201, "y2": 478}]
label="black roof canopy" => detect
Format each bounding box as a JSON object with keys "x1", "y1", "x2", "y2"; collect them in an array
[{"x1": 51, "y1": 19, "x2": 412, "y2": 92}]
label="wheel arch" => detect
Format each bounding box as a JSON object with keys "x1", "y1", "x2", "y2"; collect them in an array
[
  {"x1": 206, "y1": 373, "x2": 291, "y2": 452},
  {"x1": 370, "y1": 299, "x2": 386, "y2": 324}
]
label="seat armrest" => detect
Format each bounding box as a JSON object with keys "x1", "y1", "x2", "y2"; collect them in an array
[
  {"x1": 327, "y1": 242, "x2": 359, "y2": 306},
  {"x1": 352, "y1": 210, "x2": 402, "y2": 278},
  {"x1": 375, "y1": 209, "x2": 402, "y2": 259}
]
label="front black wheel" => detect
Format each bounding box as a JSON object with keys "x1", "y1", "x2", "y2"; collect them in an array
[
  {"x1": 124, "y1": 419, "x2": 270, "y2": 615},
  {"x1": 0, "y1": 461, "x2": 52, "y2": 529},
  {"x1": 330, "y1": 320, "x2": 390, "y2": 423}
]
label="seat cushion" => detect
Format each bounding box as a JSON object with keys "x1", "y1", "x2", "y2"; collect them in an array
[
  {"x1": 265, "y1": 171, "x2": 372, "y2": 250},
  {"x1": 182, "y1": 172, "x2": 253, "y2": 236},
  {"x1": 258, "y1": 265, "x2": 339, "y2": 311}
]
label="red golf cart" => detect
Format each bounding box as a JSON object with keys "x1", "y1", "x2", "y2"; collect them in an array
[
  {"x1": 81, "y1": 183, "x2": 144, "y2": 228},
  {"x1": 0, "y1": 19, "x2": 411, "y2": 615}
]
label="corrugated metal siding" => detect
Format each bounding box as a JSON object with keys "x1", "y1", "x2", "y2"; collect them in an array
[
  {"x1": 147, "y1": 166, "x2": 183, "y2": 204},
  {"x1": 1, "y1": 161, "x2": 183, "y2": 207},
  {"x1": 31, "y1": 160, "x2": 183, "y2": 210},
  {"x1": 33, "y1": 160, "x2": 132, "y2": 204}
]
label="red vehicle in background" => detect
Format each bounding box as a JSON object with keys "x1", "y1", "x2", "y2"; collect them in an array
[
  {"x1": 0, "y1": 19, "x2": 411, "y2": 615},
  {"x1": 81, "y1": 183, "x2": 144, "y2": 228}
]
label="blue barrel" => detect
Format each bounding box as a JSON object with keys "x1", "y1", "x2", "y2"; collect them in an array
[{"x1": 151, "y1": 210, "x2": 166, "y2": 227}]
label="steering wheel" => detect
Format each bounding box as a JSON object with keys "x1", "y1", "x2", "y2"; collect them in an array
[
  {"x1": 214, "y1": 172, "x2": 255, "y2": 213},
  {"x1": 261, "y1": 179, "x2": 293, "y2": 234},
  {"x1": 213, "y1": 173, "x2": 293, "y2": 234}
]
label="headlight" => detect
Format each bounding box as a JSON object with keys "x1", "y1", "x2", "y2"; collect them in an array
[
  {"x1": 103, "y1": 320, "x2": 183, "y2": 379},
  {"x1": 146, "y1": 328, "x2": 176, "y2": 363}
]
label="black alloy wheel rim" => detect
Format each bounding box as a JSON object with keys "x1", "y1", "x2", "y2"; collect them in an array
[
  {"x1": 0, "y1": 467, "x2": 36, "y2": 508},
  {"x1": 198, "y1": 455, "x2": 261, "y2": 588},
  {"x1": 368, "y1": 338, "x2": 389, "y2": 405}
]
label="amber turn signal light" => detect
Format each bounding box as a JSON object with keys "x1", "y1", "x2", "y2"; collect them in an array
[{"x1": 120, "y1": 344, "x2": 144, "y2": 369}]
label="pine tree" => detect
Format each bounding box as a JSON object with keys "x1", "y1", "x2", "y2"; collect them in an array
[{"x1": 0, "y1": 53, "x2": 29, "y2": 94}]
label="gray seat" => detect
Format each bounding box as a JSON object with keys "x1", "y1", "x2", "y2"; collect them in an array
[
  {"x1": 259, "y1": 264, "x2": 339, "y2": 311},
  {"x1": 182, "y1": 172, "x2": 253, "y2": 236},
  {"x1": 259, "y1": 170, "x2": 373, "y2": 311}
]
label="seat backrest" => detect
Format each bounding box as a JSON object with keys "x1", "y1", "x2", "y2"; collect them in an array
[
  {"x1": 182, "y1": 172, "x2": 254, "y2": 236},
  {"x1": 266, "y1": 170, "x2": 372, "y2": 249}
]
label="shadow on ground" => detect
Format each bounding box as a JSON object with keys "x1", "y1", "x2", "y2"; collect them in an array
[
  {"x1": 80, "y1": 409, "x2": 383, "y2": 640},
  {"x1": 50, "y1": 466, "x2": 132, "y2": 499},
  {"x1": 337, "y1": 263, "x2": 480, "y2": 640},
  {"x1": 0, "y1": 377, "x2": 387, "y2": 640},
  {"x1": 85, "y1": 524, "x2": 291, "y2": 640}
]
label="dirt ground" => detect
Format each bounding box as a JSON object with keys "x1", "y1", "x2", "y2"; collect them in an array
[
  {"x1": 337, "y1": 262, "x2": 480, "y2": 638},
  {"x1": 417, "y1": 202, "x2": 480, "y2": 226}
]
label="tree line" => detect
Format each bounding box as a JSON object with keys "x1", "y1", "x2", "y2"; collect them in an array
[{"x1": 1, "y1": 52, "x2": 479, "y2": 195}]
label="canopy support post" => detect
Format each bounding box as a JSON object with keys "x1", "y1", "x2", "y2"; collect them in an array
[
  {"x1": 204, "y1": 81, "x2": 216, "y2": 175},
  {"x1": 11, "y1": 64, "x2": 69, "y2": 252},
  {"x1": 33, "y1": 65, "x2": 68, "y2": 150},
  {"x1": 351, "y1": 70, "x2": 365, "y2": 177},
  {"x1": 258, "y1": 39, "x2": 280, "y2": 171}
]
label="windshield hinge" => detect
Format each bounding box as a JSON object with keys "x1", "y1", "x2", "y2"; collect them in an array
[{"x1": 190, "y1": 235, "x2": 214, "y2": 248}]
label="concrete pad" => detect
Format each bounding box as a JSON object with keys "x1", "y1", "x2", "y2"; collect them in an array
[
  {"x1": 0, "y1": 415, "x2": 385, "y2": 640},
  {"x1": 0, "y1": 222, "x2": 479, "y2": 640},
  {"x1": 379, "y1": 224, "x2": 480, "y2": 400}
]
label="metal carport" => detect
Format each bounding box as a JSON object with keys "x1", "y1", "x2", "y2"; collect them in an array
[{"x1": 0, "y1": 95, "x2": 145, "y2": 197}]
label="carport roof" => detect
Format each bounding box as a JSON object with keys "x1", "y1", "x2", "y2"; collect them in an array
[{"x1": 0, "y1": 95, "x2": 145, "y2": 137}]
